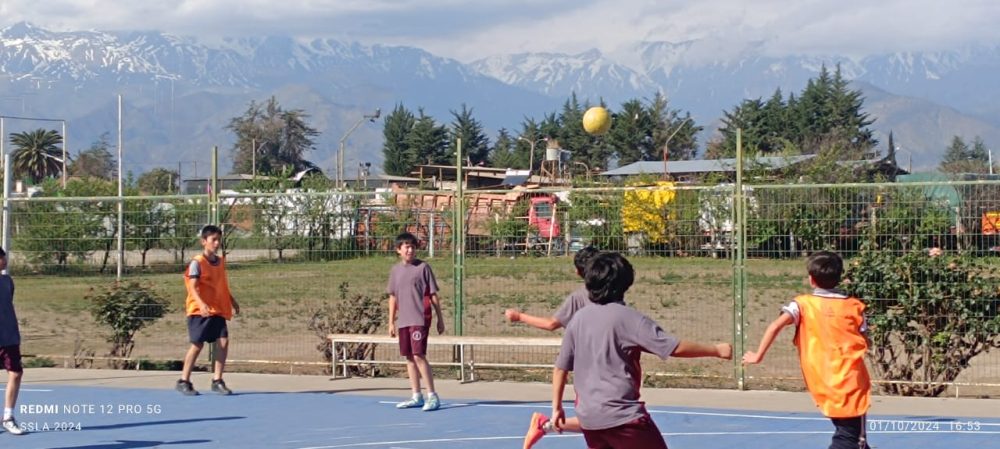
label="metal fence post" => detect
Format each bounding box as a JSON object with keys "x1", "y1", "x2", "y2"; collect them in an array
[
  {"x1": 429, "y1": 213, "x2": 435, "y2": 258},
  {"x1": 733, "y1": 128, "x2": 747, "y2": 391},
  {"x1": 454, "y1": 138, "x2": 464, "y2": 337},
  {"x1": 1, "y1": 154, "x2": 10, "y2": 270}
]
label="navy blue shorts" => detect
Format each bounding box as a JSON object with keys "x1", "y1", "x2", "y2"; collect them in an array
[
  {"x1": 187, "y1": 316, "x2": 229, "y2": 344},
  {"x1": 0, "y1": 345, "x2": 22, "y2": 373}
]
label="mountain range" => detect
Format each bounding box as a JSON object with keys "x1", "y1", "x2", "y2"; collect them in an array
[{"x1": 1, "y1": 21, "x2": 999, "y2": 176}]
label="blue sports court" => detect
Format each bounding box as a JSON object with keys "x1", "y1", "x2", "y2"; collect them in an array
[{"x1": 3, "y1": 382, "x2": 997, "y2": 449}]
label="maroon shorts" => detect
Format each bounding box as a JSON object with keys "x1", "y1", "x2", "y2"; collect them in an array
[
  {"x1": 582, "y1": 415, "x2": 667, "y2": 449},
  {"x1": 398, "y1": 326, "x2": 429, "y2": 357},
  {"x1": 0, "y1": 345, "x2": 23, "y2": 373}
]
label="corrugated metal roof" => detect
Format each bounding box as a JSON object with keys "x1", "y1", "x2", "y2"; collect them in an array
[{"x1": 600, "y1": 155, "x2": 815, "y2": 176}]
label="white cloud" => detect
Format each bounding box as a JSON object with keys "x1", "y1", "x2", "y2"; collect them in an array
[{"x1": 2, "y1": 0, "x2": 999, "y2": 61}]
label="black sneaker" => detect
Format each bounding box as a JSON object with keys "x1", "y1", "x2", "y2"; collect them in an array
[
  {"x1": 175, "y1": 379, "x2": 198, "y2": 396},
  {"x1": 211, "y1": 379, "x2": 232, "y2": 395}
]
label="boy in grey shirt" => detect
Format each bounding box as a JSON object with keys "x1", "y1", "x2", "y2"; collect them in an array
[
  {"x1": 387, "y1": 232, "x2": 445, "y2": 411},
  {"x1": 504, "y1": 246, "x2": 600, "y2": 448},
  {"x1": 553, "y1": 252, "x2": 732, "y2": 448}
]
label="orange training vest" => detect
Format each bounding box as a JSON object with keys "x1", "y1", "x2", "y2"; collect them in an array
[
  {"x1": 184, "y1": 254, "x2": 233, "y2": 319},
  {"x1": 793, "y1": 294, "x2": 871, "y2": 418}
]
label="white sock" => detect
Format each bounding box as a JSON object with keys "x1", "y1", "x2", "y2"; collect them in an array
[
  {"x1": 542, "y1": 420, "x2": 556, "y2": 433},
  {"x1": 412, "y1": 392, "x2": 423, "y2": 400},
  {"x1": 3, "y1": 408, "x2": 12, "y2": 420},
  {"x1": 427, "y1": 392, "x2": 438, "y2": 398}
]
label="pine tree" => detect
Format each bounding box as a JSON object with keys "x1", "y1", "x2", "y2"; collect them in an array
[
  {"x1": 381, "y1": 104, "x2": 416, "y2": 176},
  {"x1": 940, "y1": 135, "x2": 970, "y2": 174},
  {"x1": 406, "y1": 109, "x2": 449, "y2": 166},
  {"x1": 648, "y1": 92, "x2": 701, "y2": 162},
  {"x1": 514, "y1": 119, "x2": 544, "y2": 170},
  {"x1": 489, "y1": 129, "x2": 518, "y2": 169},
  {"x1": 608, "y1": 98, "x2": 649, "y2": 165},
  {"x1": 448, "y1": 104, "x2": 490, "y2": 165}
]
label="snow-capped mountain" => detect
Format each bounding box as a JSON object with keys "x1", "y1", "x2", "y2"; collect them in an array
[
  {"x1": 470, "y1": 49, "x2": 659, "y2": 103},
  {"x1": 0, "y1": 22, "x2": 555, "y2": 173},
  {"x1": 1, "y1": 21, "x2": 999, "y2": 173}
]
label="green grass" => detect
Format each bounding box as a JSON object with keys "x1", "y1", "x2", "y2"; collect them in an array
[{"x1": 12, "y1": 254, "x2": 817, "y2": 386}]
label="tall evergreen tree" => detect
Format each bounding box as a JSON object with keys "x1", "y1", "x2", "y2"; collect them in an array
[
  {"x1": 381, "y1": 104, "x2": 417, "y2": 176},
  {"x1": 941, "y1": 135, "x2": 991, "y2": 174},
  {"x1": 489, "y1": 129, "x2": 518, "y2": 169},
  {"x1": 406, "y1": 109, "x2": 449, "y2": 166},
  {"x1": 556, "y1": 94, "x2": 612, "y2": 171},
  {"x1": 449, "y1": 104, "x2": 490, "y2": 165},
  {"x1": 717, "y1": 99, "x2": 766, "y2": 157},
  {"x1": 608, "y1": 99, "x2": 650, "y2": 166},
  {"x1": 940, "y1": 135, "x2": 970, "y2": 173},
  {"x1": 514, "y1": 119, "x2": 544, "y2": 170},
  {"x1": 648, "y1": 92, "x2": 700, "y2": 161}
]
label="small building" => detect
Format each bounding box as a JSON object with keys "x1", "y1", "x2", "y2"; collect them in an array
[
  {"x1": 182, "y1": 174, "x2": 263, "y2": 194},
  {"x1": 601, "y1": 154, "x2": 908, "y2": 182},
  {"x1": 342, "y1": 173, "x2": 422, "y2": 190}
]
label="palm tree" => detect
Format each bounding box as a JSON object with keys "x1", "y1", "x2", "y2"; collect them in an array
[{"x1": 10, "y1": 129, "x2": 63, "y2": 184}]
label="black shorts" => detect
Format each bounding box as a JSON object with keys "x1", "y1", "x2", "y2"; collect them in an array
[
  {"x1": 0, "y1": 345, "x2": 22, "y2": 373},
  {"x1": 187, "y1": 316, "x2": 229, "y2": 344}
]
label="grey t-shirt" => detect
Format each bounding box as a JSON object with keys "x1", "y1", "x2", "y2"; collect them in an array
[
  {"x1": 555, "y1": 302, "x2": 680, "y2": 430},
  {"x1": 386, "y1": 259, "x2": 438, "y2": 328},
  {"x1": 0, "y1": 276, "x2": 19, "y2": 346},
  {"x1": 552, "y1": 286, "x2": 590, "y2": 327}
]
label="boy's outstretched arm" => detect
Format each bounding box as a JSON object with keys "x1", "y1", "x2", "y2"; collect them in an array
[
  {"x1": 671, "y1": 341, "x2": 733, "y2": 359},
  {"x1": 551, "y1": 367, "x2": 568, "y2": 430},
  {"x1": 504, "y1": 309, "x2": 562, "y2": 331},
  {"x1": 742, "y1": 312, "x2": 794, "y2": 365}
]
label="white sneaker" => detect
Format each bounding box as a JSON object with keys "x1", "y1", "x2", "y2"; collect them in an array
[
  {"x1": 422, "y1": 393, "x2": 440, "y2": 411},
  {"x1": 2, "y1": 418, "x2": 25, "y2": 435},
  {"x1": 396, "y1": 395, "x2": 424, "y2": 409}
]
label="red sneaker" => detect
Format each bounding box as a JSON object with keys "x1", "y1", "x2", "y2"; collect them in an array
[{"x1": 523, "y1": 412, "x2": 548, "y2": 449}]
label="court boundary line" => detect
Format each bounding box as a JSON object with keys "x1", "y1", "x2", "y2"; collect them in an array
[{"x1": 375, "y1": 401, "x2": 1000, "y2": 425}]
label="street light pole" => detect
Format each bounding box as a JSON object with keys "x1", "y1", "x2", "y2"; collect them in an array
[
  {"x1": 662, "y1": 117, "x2": 693, "y2": 180},
  {"x1": 61, "y1": 120, "x2": 67, "y2": 187},
  {"x1": 338, "y1": 108, "x2": 380, "y2": 188},
  {"x1": 518, "y1": 136, "x2": 547, "y2": 173}
]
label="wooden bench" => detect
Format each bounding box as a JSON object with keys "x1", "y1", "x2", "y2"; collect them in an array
[{"x1": 328, "y1": 333, "x2": 562, "y2": 382}]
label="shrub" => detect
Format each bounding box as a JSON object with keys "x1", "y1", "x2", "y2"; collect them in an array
[
  {"x1": 87, "y1": 280, "x2": 171, "y2": 369},
  {"x1": 844, "y1": 245, "x2": 1000, "y2": 396},
  {"x1": 307, "y1": 282, "x2": 386, "y2": 375}
]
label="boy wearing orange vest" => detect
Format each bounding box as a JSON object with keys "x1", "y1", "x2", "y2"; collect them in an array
[
  {"x1": 176, "y1": 225, "x2": 240, "y2": 396},
  {"x1": 743, "y1": 251, "x2": 871, "y2": 449}
]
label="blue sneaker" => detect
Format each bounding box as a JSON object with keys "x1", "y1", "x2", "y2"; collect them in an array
[
  {"x1": 396, "y1": 395, "x2": 424, "y2": 409},
  {"x1": 422, "y1": 393, "x2": 440, "y2": 411}
]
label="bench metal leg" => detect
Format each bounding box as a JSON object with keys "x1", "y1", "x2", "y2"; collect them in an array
[
  {"x1": 459, "y1": 344, "x2": 466, "y2": 383},
  {"x1": 330, "y1": 341, "x2": 337, "y2": 379},
  {"x1": 341, "y1": 344, "x2": 349, "y2": 378}
]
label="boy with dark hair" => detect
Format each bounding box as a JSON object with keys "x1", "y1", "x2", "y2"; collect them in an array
[
  {"x1": 505, "y1": 246, "x2": 600, "y2": 448},
  {"x1": 387, "y1": 232, "x2": 445, "y2": 411},
  {"x1": 177, "y1": 225, "x2": 240, "y2": 396},
  {"x1": 0, "y1": 248, "x2": 25, "y2": 435},
  {"x1": 553, "y1": 252, "x2": 732, "y2": 449},
  {"x1": 743, "y1": 250, "x2": 872, "y2": 449}
]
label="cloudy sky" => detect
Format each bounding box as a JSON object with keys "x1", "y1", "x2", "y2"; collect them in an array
[{"x1": 1, "y1": 0, "x2": 999, "y2": 61}]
